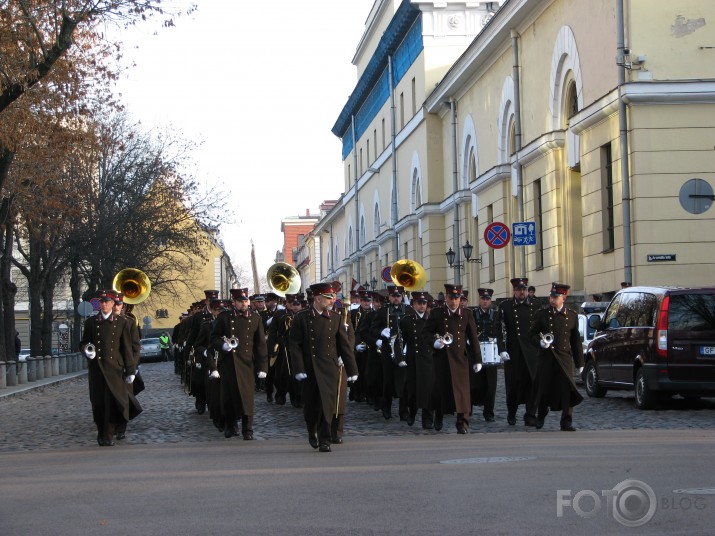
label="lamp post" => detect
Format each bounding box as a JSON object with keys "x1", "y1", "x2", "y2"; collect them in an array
[
  {"x1": 446, "y1": 241, "x2": 482, "y2": 270},
  {"x1": 371, "y1": 276, "x2": 378, "y2": 290}
]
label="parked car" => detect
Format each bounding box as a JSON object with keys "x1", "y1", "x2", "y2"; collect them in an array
[
  {"x1": 584, "y1": 286, "x2": 715, "y2": 409},
  {"x1": 18, "y1": 349, "x2": 31, "y2": 361},
  {"x1": 139, "y1": 337, "x2": 163, "y2": 362},
  {"x1": 578, "y1": 301, "x2": 608, "y2": 357}
]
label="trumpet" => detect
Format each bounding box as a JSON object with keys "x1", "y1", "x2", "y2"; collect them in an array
[
  {"x1": 223, "y1": 336, "x2": 239, "y2": 350},
  {"x1": 84, "y1": 342, "x2": 96, "y2": 359},
  {"x1": 539, "y1": 332, "x2": 554, "y2": 346},
  {"x1": 434, "y1": 332, "x2": 453, "y2": 346}
]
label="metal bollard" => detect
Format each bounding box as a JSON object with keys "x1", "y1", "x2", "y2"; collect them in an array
[
  {"x1": 51, "y1": 355, "x2": 59, "y2": 376},
  {"x1": 27, "y1": 357, "x2": 36, "y2": 382},
  {"x1": 44, "y1": 355, "x2": 52, "y2": 378},
  {"x1": 58, "y1": 354, "x2": 67, "y2": 375},
  {"x1": 35, "y1": 356, "x2": 45, "y2": 380},
  {"x1": 17, "y1": 359, "x2": 27, "y2": 384},
  {"x1": 0, "y1": 362, "x2": 6, "y2": 388},
  {"x1": 6, "y1": 360, "x2": 17, "y2": 387}
]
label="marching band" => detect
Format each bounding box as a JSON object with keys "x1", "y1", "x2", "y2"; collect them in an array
[{"x1": 155, "y1": 261, "x2": 584, "y2": 451}]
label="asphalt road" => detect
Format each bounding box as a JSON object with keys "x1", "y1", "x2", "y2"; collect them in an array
[{"x1": 1, "y1": 362, "x2": 714, "y2": 535}]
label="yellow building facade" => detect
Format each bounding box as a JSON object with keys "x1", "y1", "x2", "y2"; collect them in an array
[{"x1": 319, "y1": 0, "x2": 714, "y2": 301}]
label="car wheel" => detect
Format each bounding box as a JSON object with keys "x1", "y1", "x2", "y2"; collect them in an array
[
  {"x1": 584, "y1": 360, "x2": 607, "y2": 398},
  {"x1": 634, "y1": 368, "x2": 656, "y2": 410}
]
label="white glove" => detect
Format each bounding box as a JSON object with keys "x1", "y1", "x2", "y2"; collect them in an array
[
  {"x1": 125, "y1": 374, "x2": 135, "y2": 384},
  {"x1": 266, "y1": 317, "x2": 273, "y2": 327},
  {"x1": 433, "y1": 339, "x2": 446, "y2": 350},
  {"x1": 578, "y1": 367, "x2": 584, "y2": 374},
  {"x1": 473, "y1": 363, "x2": 482, "y2": 373},
  {"x1": 398, "y1": 360, "x2": 407, "y2": 367},
  {"x1": 356, "y1": 342, "x2": 367, "y2": 352},
  {"x1": 209, "y1": 370, "x2": 220, "y2": 379},
  {"x1": 337, "y1": 357, "x2": 344, "y2": 367},
  {"x1": 376, "y1": 339, "x2": 383, "y2": 348},
  {"x1": 222, "y1": 342, "x2": 231, "y2": 352},
  {"x1": 203, "y1": 349, "x2": 207, "y2": 357},
  {"x1": 540, "y1": 339, "x2": 551, "y2": 349},
  {"x1": 348, "y1": 375, "x2": 358, "y2": 382},
  {"x1": 381, "y1": 327, "x2": 391, "y2": 338},
  {"x1": 295, "y1": 372, "x2": 308, "y2": 381},
  {"x1": 500, "y1": 351, "x2": 510, "y2": 362},
  {"x1": 195, "y1": 362, "x2": 202, "y2": 370},
  {"x1": 257, "y1": 371, "x2": 267, "y2": 379}
]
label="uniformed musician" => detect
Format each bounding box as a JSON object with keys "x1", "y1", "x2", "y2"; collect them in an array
[
  {"x1": 210, "y1": 287, "x2": 267, "y2": 440},
  {"x1": 425, "y1": 284, "x2": 482, "y2": 434},
  {"x1": 498, "y1": 278, "x2": 541, "y2": 427},
  {"x1": 399, "y1": 290, "x2": 433, "y2": 427},
  {"x1": 529, "y1": 282, "x2": 584, "y2": 431},
  {"x1": 470, "y1": 288, "x2": 502, "y2": 423},
  {"x1": 79, "y1": 290, "x2": 141, "y2": 446},
  {"x1": 288, "y1": 282, "x2": 358, "y2": 452}
]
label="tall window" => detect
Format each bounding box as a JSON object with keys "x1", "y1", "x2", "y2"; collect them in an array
[
  {"x1": 366, "y1": 140, "x2": 370, "y2": 166},
  {"x1": 508, "y1": 120, "x2": 516, "y2": 156},
  {"x1": 373, "y1": 204, "x2": 381, "y2": 237},
  {"x1": 534, "y1": 179, "x2": 544, "y2": 269},
  {"x1": 373, "y1": 128, "x2": 377, "y2": 159},
  {"x1": 359, "y1": 148, "x2": 363, "y2": 175},
  {"x1": 360, "y1": 216, "x2": 366, "y2": 245},
  {"x1": 348, "y1": 227, "x2": 353, "y2": 253},
  {"x1": 411, "y1": 77, "x2": 416, "y2": 116},
  {"x1": 400, "y1": 92, "x2": 405, "y2": 129},
  {"x1": 601, "y1": 143, "x2": 615, "y2": 251},
  {"x1": 381, "y1": 118, "x2": 386, "y2": 149}
]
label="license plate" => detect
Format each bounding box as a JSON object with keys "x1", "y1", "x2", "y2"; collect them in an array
[{"x1": 701, "y1": 346, "x2": 715, "y2": 356}]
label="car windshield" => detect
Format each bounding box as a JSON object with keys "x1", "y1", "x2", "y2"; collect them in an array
[
  {"x1": 669, "y1": 294, "x2": 715, "y2": 331},
  {"x1": 141, "y1": 338, "x2": 161, "y2": 345}
]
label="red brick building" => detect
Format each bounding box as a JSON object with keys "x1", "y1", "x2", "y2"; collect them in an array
[{"x1": 279, "y1": 209, "x2": 321, "y2": 266}]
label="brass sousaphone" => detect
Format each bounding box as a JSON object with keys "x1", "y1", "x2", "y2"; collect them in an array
[
  {"x1": 390, "y1": 259, "x2": 427, "y2": 291},
  {"x1": 266, "y1": 262, "x2": 302, "y2": 298},
  {"x1": 113, "y1": 268, "x2": 152, "y2": 304}
]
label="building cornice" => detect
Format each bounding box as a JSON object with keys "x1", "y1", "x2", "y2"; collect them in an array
[{"x1": 621, "y1": 81, "x2": 715, "y2": 105}]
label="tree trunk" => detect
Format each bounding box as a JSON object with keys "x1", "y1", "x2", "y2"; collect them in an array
[
  {"x1": 0, "y1": 197, "x2": 17, "y2": 362},
  {"x1": 42, "y1": 287, "x2": 55, "y2": 355}
]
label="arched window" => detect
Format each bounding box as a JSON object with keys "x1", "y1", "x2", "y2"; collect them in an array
[
  {"x1": 373, "y1": 204, "x2": 381, "y2": 237},
  {"x1": 348, "y1": 227, "x2": 354, "y2": 253},
  {"x1": 360, "y1": 215, "x2": 366, "y2": 245}
]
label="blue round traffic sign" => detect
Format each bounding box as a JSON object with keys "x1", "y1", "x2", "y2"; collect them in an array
[
  {"x1": 484, "y1": 222, "x2": 511, "y2": 249},
  {"x1": 381, "y1": 265, "x2": 392, "y2": 283}
]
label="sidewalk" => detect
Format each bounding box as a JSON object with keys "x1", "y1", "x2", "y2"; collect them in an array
[{"x1": 0, "y1": 369, "x2": 87, "y2": 399}]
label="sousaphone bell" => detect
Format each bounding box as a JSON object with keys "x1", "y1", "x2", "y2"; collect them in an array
[
  {"x1": 266, "y1": 262, "x2": 301, "y2": 298},
  {"x1": 390, "y1": 259, "x2": 427, "y2": 291},
  {"x1": 113, "y1": 268, "x2": 152, "y2": 304}
]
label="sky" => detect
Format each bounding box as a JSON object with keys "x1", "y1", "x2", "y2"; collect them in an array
[{"x1": 112, "y1": 0, "x2": 376, "y2": 283}]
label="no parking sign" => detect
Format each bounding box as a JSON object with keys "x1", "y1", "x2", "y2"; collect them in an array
[{"x1": 484, "y1": 222, "x2": 511, "y2": 249}]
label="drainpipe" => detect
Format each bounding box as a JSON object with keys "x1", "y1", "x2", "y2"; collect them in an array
[
  {"x1": 616, "y1": 0, "x2": 633, "y2": 285},
  {"x1": 511, "y1": 29, "x2": 526, "y2": 276},
  {"x1": 352, "y1": 115, "x2": 361, "y2": 284},
  {"x1": 389, "y1": 56, "x2": 399, "y2": 259},
  {"x1": 450, "y1": 98, "x2": 461, "y2": 285}
]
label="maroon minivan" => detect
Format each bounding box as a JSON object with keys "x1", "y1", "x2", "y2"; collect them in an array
[{"x1": 584, "y1": 286, "x2": 715, "y2": 409}]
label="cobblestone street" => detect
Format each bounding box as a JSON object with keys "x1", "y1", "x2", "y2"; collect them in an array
[{"x1": 2, "y1": 361, "x2": 714, "y2": 452}]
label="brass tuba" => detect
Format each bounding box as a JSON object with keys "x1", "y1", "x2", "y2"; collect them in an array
[
  {"x1": 113, "y1": 268, "x2": 151, "y2": 304},
  {"x1": 266, "y1": 262, "x2": 301, "y2": 297},
  {"x1": 390, "y1": 259, "x2": 427, "y2": 291}
]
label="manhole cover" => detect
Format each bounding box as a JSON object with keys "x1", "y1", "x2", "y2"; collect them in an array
[
  {"x1": 673, "y1": 488, "x2": 715, "y2": 495},
  {"x1": 440, "y1": 456, "x2": 537, "y2": 465}
]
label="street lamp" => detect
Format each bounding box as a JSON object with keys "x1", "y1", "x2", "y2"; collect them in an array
[
  {"x1": 371, "y1": 276, "x2": 378, "y2": 289},
  {"x1": 363, "y1": 280, "x2": 370, "y2": 290},
  {"x1": 446, "y1": 242, "x2": 482, "y2": 270}
]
